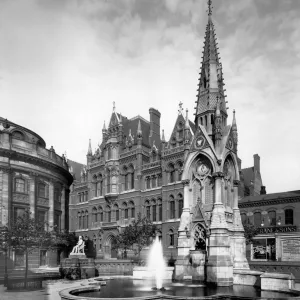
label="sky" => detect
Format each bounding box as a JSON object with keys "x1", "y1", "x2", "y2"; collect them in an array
[{"x1": 0, "y1": 0, "x2": 300, "y2": 194}]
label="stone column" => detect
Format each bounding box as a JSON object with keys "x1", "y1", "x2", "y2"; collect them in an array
[
  {"x1": 48, "y1": 181, "x2": 54, "y2": 230},
  {"x1": 206, "y1": 172, "x2": 233, "y2": 286},
  {"x1": 29, "y1": 174, "x2": 36, "y2": 218},
  {"x1": 174, "y1": 179, "x2": 191, "y2": 281},
  {"x1": 61, "y1": 186, "x2": 65, "y2": 231},
  {"x1": 232, "y1": 180, "x2": 249, "y2": 270}
]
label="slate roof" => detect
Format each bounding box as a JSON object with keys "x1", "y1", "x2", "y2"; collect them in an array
[
  {"x1": 68, "y1": 159, "x2": 84, "y2": 181},
  {"x1": 240, "y1": 190, "x2": 300, "y2": 203}
]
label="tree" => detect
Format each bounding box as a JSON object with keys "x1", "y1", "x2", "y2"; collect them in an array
[
  {"x1": 6, "y1": 209, "x2": 70, "y2": 289},
  {"x1": 112, "y1": 213, "x2": 156, "y2": 260},
  {"x1": 243, "y1": 223, "x2": 259, "y2": 245}
]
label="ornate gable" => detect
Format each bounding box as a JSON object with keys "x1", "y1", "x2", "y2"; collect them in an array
[
  {"x1": 224, "y1": 126, "x2": 237, "y2": 154},
  {"x1": 190, "y1": 125, "x2": 216, "y2": 156}
]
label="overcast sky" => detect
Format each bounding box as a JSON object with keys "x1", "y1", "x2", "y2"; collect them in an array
[{"x1": 0, "y1": 0, "x2": 299, "y2": 194}]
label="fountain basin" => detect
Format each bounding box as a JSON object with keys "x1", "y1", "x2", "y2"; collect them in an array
[
  {"x1": 132, "y1": 266, "x2": 174, "y2": 280},
  {"x1": 59, "y1": 277, "x2": 300, "y2": 299}
]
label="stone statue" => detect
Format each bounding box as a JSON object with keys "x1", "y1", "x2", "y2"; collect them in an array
[{"x1": 71, "y1": 236, "x2": 85, "y2": 254}]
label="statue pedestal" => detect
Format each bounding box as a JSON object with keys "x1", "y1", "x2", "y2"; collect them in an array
[{"x1": 60, "y1": 256, "x2": 95, "y2": 280}]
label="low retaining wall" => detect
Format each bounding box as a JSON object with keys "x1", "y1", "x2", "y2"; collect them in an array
[
  {"x1": 261, "y1": 272, "x2": 295, "y2": 292},
  {"x1": 249, "y1": 261, "x2": 300, "y2": 282},
  {"x1": 95, "y1": 259, "x2": 135, "y2": 276},
  {"x1": 233, "y1": 269, "x2": 262, "y2": 286},
  {"x1": 133, "y1": 266, "x2": 174, "y2": 280}
]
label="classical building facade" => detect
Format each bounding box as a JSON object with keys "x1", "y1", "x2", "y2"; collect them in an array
[
  {"x1": 240, "y1": 190, "x2": 300, "y2": 280},
  {"x1": 0, "y1": 117, "x2": 73, "y2": 270},
  {"x1": 68, "y1": 2, "x2": 259, "y2": 286}
]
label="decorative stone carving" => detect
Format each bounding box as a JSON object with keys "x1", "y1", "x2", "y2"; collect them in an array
[
  {"x1": 212, "y1": 172, "x2": 224, "y2": 179},
  {"x1": 182, "y1": 179, "x2": 190, "y2": 186},
  {"x1": 37, "y1": 197, "x2": 49, "y2": 207},
  {"x1": 13, "y1": 194, "x2": 29, "y2": 204},
  {"x1": 233, "y1": 180, "x2": 240, "y2": 187}
]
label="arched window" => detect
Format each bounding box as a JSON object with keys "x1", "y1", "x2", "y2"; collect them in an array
[
  {"x1": 145, "y1": 201, "x2": 150, "y2": 219},
  {"x1": 169, "y1": 229, "x2": 174, "y2": 246},
  {"x1": 241, "y1": 213, "x2": 247, "y2": 225},
  {"x1": 157, "y1": 175, "x2": 162, "y2": 187},
  {"x1": 108, "y1": 146, "x2": 112, "y2": 160},
  {"x1": 268, "y1": 210, "x2": 276, "y2": 226},
  {"x1": 78, "y1": 212, "x2": 81, "y2": 229},
  {"x1": 200, "y1": 117, "x2": 203, "y2": 125},
  {"x1": 152, "y1": 200, "x2": 156, "y2": 222},
  {"x1": 85, "y1": 210, "x2": 89, "y2": 229},
  {"x1": 92, "y1": 207, "x2": 97, "y2": 223},
  {"x1": 123, "y1": 203, "x2": 128, "y2": 219},
  {"x1": 205, "y1": 115, "x2": 208, "y2": 126},
  {"x1": 82, "y1": 211, "x2": 86, "y2": 229},
  {"x1": 177, "y1": 161, "x2": 183, "y2": 181},
  {"x1": 114, "y1": 204, "x2": 119, "y2": 221},
  {"x1": 129, "y1": 201, "x2": 135, "y2": 219},
  {"x1": 151, "y1": 176, "x2": 156, "y2": 189},
  {"x1": 178, "y1": 194, "x2": 183, "y2": 218},
  {"x1": 131, "y1": 172, "x2": 135, "y2": 190},
  {"x1": 170, "y1": 195, "x2": 175, "y2": 219},
  {"x1": 98, "y1": 206, "x2": 103, "y2": 222},
  {"x1": 106, "y1": 206, "x2": 111, "y2": 222},
  {"x1": 285, "y1": 209, "x2": 293, "y2": 225},
  {"x1": 169, "y1": 164, "x2": 175, "y2": 183},
  {"x1": 107, "y1": 171, "x2": 111, "y2": 193},
  {"x1": 158, "y1": 199, "x2": 162, "y2": 221},
  {"x1": 254, "y1": 212, "x2": 262, "y2": 227},
  {"x1": 146, "y1": 177, "x2": 151, "y2": 189},
  {"x1": 211, "y1": 114, "x2": 214, "y2": 124},
  {"x1": 15, "y1": 178, "x2": 25, "y2": 193},
  {"x1": 12, "y1": 131, "x2": 24, "y2": 140},
  {"x1": 124, "y1": 173, "x2": 129, "y2": 191}
]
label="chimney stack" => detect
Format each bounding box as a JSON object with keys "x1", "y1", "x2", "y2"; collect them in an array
[{"x1": 253, "y1": 154, "x2": 260, "y2": 173}]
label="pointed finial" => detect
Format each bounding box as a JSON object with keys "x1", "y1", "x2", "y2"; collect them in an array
[
  {"x1": 113, "y1": 101, "x2": 116, "y2": 112},
  {"x1": 137, "y1": 119, "x2": 142, "y2": 138},
  {"x1": 232, "y1": 109, "x2": 237, "y2": 128},
  {"x1": 87, "y1": 139, "x2": 92, "y2": 156},
  {"x1": 216, "y1": 96, "x2": 220, "y2": 115},
  {"x1": 178, "y1": 101, "x2": 183, "y2": 115},
  {"x1": 162, "y1": 129, "x2": 165, "y2": 142},
  {"x1": 185, "y1": 109, "x2": 189, "y2": 128},
  {"x1": 103, "y1": 121, "x2": 106, "y2": 131},
  {"x1": 208, "y1": 0, "x2": 212, "y2": 16}
]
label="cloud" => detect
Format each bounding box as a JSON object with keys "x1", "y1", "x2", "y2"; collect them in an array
[{"x1": 0, "y1": 0, "x2": 299, "y2": 193}]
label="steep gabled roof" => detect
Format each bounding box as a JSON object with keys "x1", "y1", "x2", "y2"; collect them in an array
[
  {"x1": 68, "y1": 159, "x2": 84, "y2": 181},
  {"x1": 240, "y1": 190, "x2": 300, "y2": 203}
]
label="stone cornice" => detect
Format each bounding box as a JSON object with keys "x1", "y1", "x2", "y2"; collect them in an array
[
  {"x1": 0, "y1": 148, "x2": 73, "y2": 185},
  {"x1": 239, "y1": 196, "x2": 300, "y2": 208}
]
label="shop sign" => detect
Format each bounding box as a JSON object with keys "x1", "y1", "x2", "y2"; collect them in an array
[
  {"x1": 257, "y1": 225, "x2": 296, "y2": 234},
  {"x1": 282, "y1": 239, "x2": 300, "y2": 261}
]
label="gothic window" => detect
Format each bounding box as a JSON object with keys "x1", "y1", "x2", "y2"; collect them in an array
[
  {"x1": 78, "y1": 212, "x2": 82, "y2": 229},
  {"x1": 82, "y1": 211, "x2": 85, "y2": 229},
  {"x1": 124, "y1": 173, "x2": 129, "y2": 191},
  {"x1": 78, "y1": 193, "x2": 81, "y2": 203},
  {"x1": 129, "y1": 201, "x2": 135, "y2": 218},
  {"x1": 151, "y1": 176, "x2": 156, "y2": 188},
  {"x1": 107, "y1": 206, "x2": 111, "y2": 222},
  {"x1": 158, "y1": 199, "x2": 162, "y2": 221},
  {"x1": 108, "y1": 146, "x2": 112, "y2": 160},
  {"x1": 95, "y1": 182, "x2": 98, "y2": 197},
  {"x1": 125, "y1": 208, "x2": 128, "y2": 219},
  {"x1": 211, "y1": 114, "x2": 214, "y2": 124},
  {"x1": 99, "y1": 177, "x2": 103, "y2": 196},
  {"x1": 107, "y1": 172, "x2": 111, "y2": 193},
  {"x1": 92, "y1": 207, "x2": 97, "y2": 223},
  {"x1": 169, "y1": 229, "x2": 174, "y2": 246},
  {"x1": 169, "y1": 164, "x2": 175, "y2": 183},
  {"x1": 268, "y1": 211, "x2": 276, "y2": 226},
  {"x1": 285, "y1": 209, "x2": 293, "y2": 225},
  {"x1": 145, "y1": 200, "x2": 150, "y2": 219},
  {"x1": 114, "y1": 204, "x2": 119, "y2": 221},
  {"x1": 131, "y1": 172, "x2": 135, "y2": 189},
  {"x1": 205, "y1": 115, "x2": 208, "y2": 126},
  {"x1": 254, "y1": 212, "x2": 262, "y2": 227},
  {"x1": 98, "y1": 206, "x2": 103, "y2": 222},
  {"x1": 200, "y1": 117, "x2": 203, "y2": 125},
  {"x1": 157, "y1": 174, "x2": 162, "y2": 186},
  {"x1": 152, "y1": 199, "x2": 156, "y2": 222},
  {"x1": 146, "y1": 177, "x2": 151, "y2": 189},
  {"x1": 93, "y1": 235, "x2": 97, "y2": 252},
  {"x1": 15, "y1": 178, "x2": 25, "y2": 193},
  {"x1": 178, "y1": 194, "x2": 183, "y2": 218},
  {"x1": 170, "y1": 196, "x2": 175, "y2": 219}
]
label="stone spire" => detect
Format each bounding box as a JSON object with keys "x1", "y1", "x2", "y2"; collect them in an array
[
  {"x1": 195, "y1": 0, "x2": 227, "y2": 133},
  {"x1": 137, "y1": 120, "x2": 142, "y2": 139},
  {"x1": 232, "y1": 109, "x2": 238, "y2": 147},
  {"x1": 87, "y1": 139, "x2": 92, "y2": 156}
]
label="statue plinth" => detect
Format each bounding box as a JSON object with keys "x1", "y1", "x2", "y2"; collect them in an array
[{"x1": 69, "y1": 253, "x2": 86, "y2": 259}]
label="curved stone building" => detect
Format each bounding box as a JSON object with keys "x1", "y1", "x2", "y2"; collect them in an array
[{"x1": 0, "y1": 117, "x2": 73, "y2": 269}]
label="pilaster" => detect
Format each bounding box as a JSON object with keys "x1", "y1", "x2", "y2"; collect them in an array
[
  {"x1": 61, "y1": 186, "x2": 66, "y2": 231},
  {"x1": 49, "y1": 180, "x2": 54, "y2": 230},
  {"x1": 29, "y1": 173, "x2": 37, "y2": 218}
]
